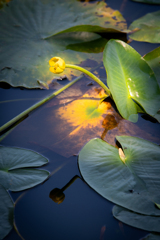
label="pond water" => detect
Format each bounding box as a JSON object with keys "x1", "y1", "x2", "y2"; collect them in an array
[{"x1": 1, "y1": 0, "x2": 160, "y2": 239}]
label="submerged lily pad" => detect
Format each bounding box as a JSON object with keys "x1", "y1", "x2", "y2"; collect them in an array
[
  {"x1": 129, "y1": 11, "x2": 160, "y2": 43},
  {"x1": 0, "y1": 184, "x2": 14, "y2": 240},
  {"x1": 131, "y1": 0, "x2": 160, "y2": 4},
  {"x1": 0, "y1": 146, "x2": 49, "y2": 191},
  {"x1": 78, "y1": 136, "x2": 160, "y2": 215},
  {"x1": 0, "y1": 0, "x2": 127, "y2": 88},
  {"x1": 103, "y1": 40, "x2": 160, "y2": 122},
  {"x1": 56, "y1": 88, "x2": 109, "y2": 136},
  {"x1": 143, "y1": 47, "x2": 160, "y2": 87},
  {"x1": 113, "y1": 205, "x2": 160, "y2": 232}
]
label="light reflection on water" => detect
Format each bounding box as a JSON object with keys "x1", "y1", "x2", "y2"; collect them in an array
[
  {"x1": 2, "y1": 76, "x2": 160, "y2": 157},
  {"x1": 1, "y1": 0, "x2": 160, "y2": 239},
  {"x1": 2, "y1": 74, "x2": 160, "y2": 240}
]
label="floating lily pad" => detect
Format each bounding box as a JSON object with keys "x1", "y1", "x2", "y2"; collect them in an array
[
  {"x1": 0, "y1": 0, "x2": 127, "y2": 88},
  {"x1": 143, "y1": 47, "x2": 160, "y2": 87},
  {"x1": 0, "y1": 146, "x2": 49, "y2": 191},
  {"x1": 103, "y1": 40, "x2": 160, "y2": 122},
  {"x1": 129, "y1": 11, "x2": 160, "y2": 43},
  {"x1": 113, "y1": 205, "x2": 160, "y2": 232},
  {"x1": 152, "y1": 111, "x2": 160, "y2": 123},
  {"x1": 131, "y1": 0, "x2": 160, "y2": 4},
  {"x1": 78, "y1": 136, "x2": 160, "y2": 215},
  {"x1": 143, "y1": 47, "x2": 160, "y2": 122},
  {"x1": 0, "y1": 184, "x2": 14, "y2": 240}
]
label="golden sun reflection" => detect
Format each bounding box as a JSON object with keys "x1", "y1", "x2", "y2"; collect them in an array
[
  {"x1": 13, "y1": 80, "x2": 160, "y2": 159},
  {"x1": 56, "y1": 88, "x2": 111, "y2": 136}
]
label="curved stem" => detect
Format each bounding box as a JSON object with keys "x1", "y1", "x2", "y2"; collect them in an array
[
  {"x1": 13, "y1": 221, "x2": 25, "y2": 240},
  {"x1": 65, "y1": 64, "x2": 111, "y2": 96},
  {"x1": 61, "y1": 175, "x2": 80, "y2": 192},
  {"x1": 0, "y1": 75, "x2": 83, "y2": 133},
  {"x1": 0, "y1": 64, "x2": 110, "y2": 133}
]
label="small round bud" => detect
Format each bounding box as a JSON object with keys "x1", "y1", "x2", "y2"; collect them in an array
[
  {"x1": 49, "y1": 57, "x2": 65, "y2": 74},
  {"x1": 49, "y1": 188, "x2": 65, "y2": 204}
]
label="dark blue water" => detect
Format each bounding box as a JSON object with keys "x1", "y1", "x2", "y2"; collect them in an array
[{"x1": 1, "y1": 0, "x2": 160, "y2": 239}]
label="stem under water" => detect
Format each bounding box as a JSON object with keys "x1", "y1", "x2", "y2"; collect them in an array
[
  {"x1": 0, "y1": 63, "x2": 110, "y2": 133},
  {"x1": 0, "y1": 75, "x2": 83, "y2": 133}
]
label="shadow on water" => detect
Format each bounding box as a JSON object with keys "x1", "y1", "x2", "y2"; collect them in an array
[
  {"x1": 1, "y1": 1, "x2": 160, "y2": 239},
  {"x1": 2, "y1": 73, "x2": 160, "y2": 240},
  {"x1": 6, "y1": 155, "x2": 148, "y2": 240}
]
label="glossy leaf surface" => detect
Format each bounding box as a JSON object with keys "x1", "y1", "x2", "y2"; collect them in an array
[
  {"x1": 129, "y1": 11, "x2": 160, "y2": 43},
  {"x1": 0, "y1": 0, "x2": 127, "y2": 88},
  {"x1": 144, "y1": 47, "x2": 160, "y2": 87},
  {"x1": 78, "y1": 136, "x2": 160, "y2": 215},
  {"x1": 113, "y1": 205, "x2": 160, "y2": 232},
  {"x1": 103, "y1": 40, "x2": 160, "y2": 122},
  {"x1": 0, "y1": 146, "x2": 49, "y2": 191},
  {"x1": 0, "y1": 185, "x2": 14, "y2": 240}
]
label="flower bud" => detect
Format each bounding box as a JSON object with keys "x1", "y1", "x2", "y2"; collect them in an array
[
  {"x1": 49, "y1": 57, "x2": 65, "y2": 74},
  {"x1": 49, "y1": 188, "x2": 65, "y2": 204}
]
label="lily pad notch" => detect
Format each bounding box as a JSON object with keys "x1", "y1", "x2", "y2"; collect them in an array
[
  {"x1": 0, "y1": 0, "x2": 128, "y2": 88},
  {"x1": 0, "y1": 146, "x2": 50, "y2": 239},
  {"x1": 78, "y1": 135, "x2": 160, "y2": 216},
  {"x1": 0, "y1": 146, "x2": 50, "y2": 191}
]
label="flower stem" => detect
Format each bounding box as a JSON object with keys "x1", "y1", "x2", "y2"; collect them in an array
[
  {"x1": 65, "y1": 64, "x2": 111, "y2": 96},
  {"x1": 0, "y1": 75, "x2": 83, "y2": 133},
  {"x1": 61, "y1": 175, "x2": 80, "y2": 192},
  {"x1": 13, "y1": 221, "x2": 25, "y2": 240}
]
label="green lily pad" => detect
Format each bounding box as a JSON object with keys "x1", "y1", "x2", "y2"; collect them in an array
[
  {"x1": 66, "y1": 37, "x2": 108, "y2": 53},
  {"x1": 78, "y1": 136, "x2": 160, "y2": 215},
  {"x1": 0, "y1": 0, "x2": 127, "y2": 89},
  {"x1": 129, "y1": 11, "x2": 160, "y2": 43},
  {"x1": 131, "y1": 0, "x2": 160, "y2": 4},
  {"x1": 113, "y1": 205, "x2": 160, "y2": 232},
  {"x1": 143, "y1": 47, "x2": 160, "y2": 87},
  {"x1": 0, "y1": 184, "x2": 14, "y2": 240},
  {"x1": 0, "y1": 146, "x2": 49, "y2": 191},
  {"x1": 153, "y1": 111, "x2": 160, "y2": 123},
  {"x1": 103, "y1": 40, "x2": 160, "y2": 122},
  {"x1": 142, "y1": 233, "x2": 160, "y2": 240}
]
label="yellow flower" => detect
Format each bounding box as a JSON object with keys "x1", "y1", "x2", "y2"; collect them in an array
[{"x1": 49, "y1": 57, "x2": 65, "y2": 74}]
